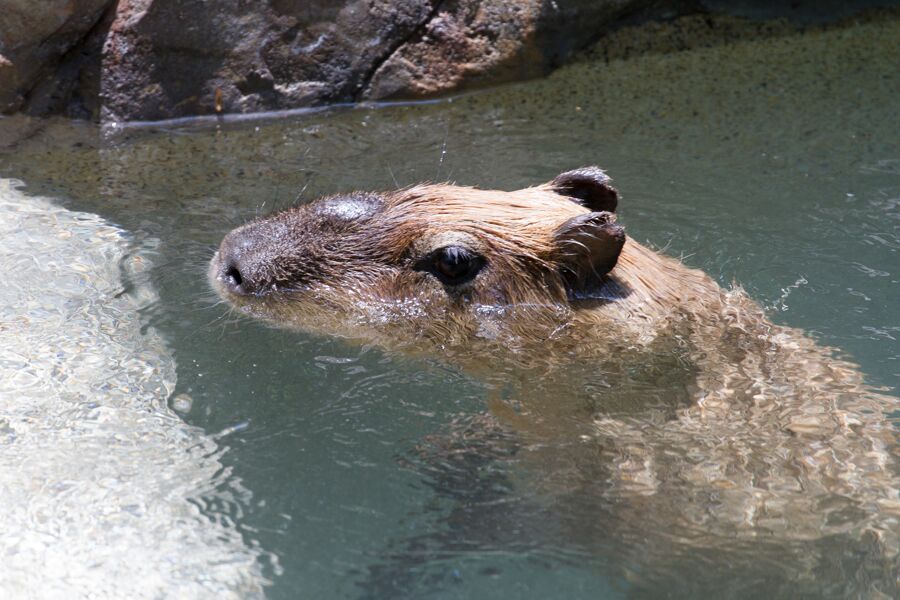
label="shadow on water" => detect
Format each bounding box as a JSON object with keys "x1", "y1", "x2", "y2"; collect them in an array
[
  {"x1": 357, "y1": 419, "x2": 894, "y2": 599},
  {"x1": 355, "y1": 415, "x2": 529, "y2": 600}
]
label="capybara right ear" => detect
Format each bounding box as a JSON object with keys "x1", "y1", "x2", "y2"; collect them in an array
[
  {"x1": 554, "y1": 211, "x2": 625, "y2": 290},
  {"x1": 550, "y1": 167, "x2": 618, "y2": 213}
]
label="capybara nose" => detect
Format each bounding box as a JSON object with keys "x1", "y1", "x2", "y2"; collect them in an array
[
  {"x1": 215, "y1": 247, "x2": 251, "y2": 296},
  {"x1": 214, "y1": 228, "x2": 263, "y2": 296}
]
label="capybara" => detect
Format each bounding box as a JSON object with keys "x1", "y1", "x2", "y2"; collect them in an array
[{"x1": 210, "y1": 167, "x2": 898, "y2": 593}]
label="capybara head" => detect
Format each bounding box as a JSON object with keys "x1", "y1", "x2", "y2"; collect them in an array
[{"x1": 209, "y1": 167, "x2": 626, "y2": 344}]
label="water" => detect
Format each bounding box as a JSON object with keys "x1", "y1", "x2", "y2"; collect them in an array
[
  {"x1": 0, "y1": 12, "x2": 898, "y2": 599},
  {"x1": 0, "y1": 184, "x2": 269, "y2": 596}
]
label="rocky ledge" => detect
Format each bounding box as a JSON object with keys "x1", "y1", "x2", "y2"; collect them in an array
[{"x1": 0, "y1": 0, "x2": 893, "y2": 123}]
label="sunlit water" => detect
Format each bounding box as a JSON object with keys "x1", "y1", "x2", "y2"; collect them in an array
[
  {"x1": 0, "y1": 183, "x2": 270, "y2": 596},
  {"x1": 0, "y1": 12, "x2": 897, "y2": 599}
]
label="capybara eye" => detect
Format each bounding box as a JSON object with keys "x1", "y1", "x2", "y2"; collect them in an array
[{"x1": 427, "y1": 246, "x2": 485, "y2": 286}]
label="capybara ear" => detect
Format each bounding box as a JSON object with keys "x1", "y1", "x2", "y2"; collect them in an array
[
  {"x1": 554, "y1": 211, "x2": 625, "y2": 289},
  {"x1": 550, "y1": 167, "x2": 618, "y2": 213}
]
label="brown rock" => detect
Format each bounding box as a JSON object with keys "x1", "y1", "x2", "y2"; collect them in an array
[
  {"x1": 0, "y1": 0, "x2": 112, "y2": 112},
  {"x1": 0, "y1": 0, "x2": 734, "y2": 121},
  {"x1": 363, "y1": 1, "x2": 544, "y2": 99},
  {"x1": 3, "y1": 0, "x2": 891, "y2": 122},
  {"x1": 96, "y1": 0, "x2": 668, "y2": 122},
  {"x1": 362, "y1": 0, "x2": 674, "y2": 100},
  {"x1": 98, "y1": 0, "x2": 438, "y2": 122}
]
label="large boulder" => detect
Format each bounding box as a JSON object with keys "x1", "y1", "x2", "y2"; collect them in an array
[
  {"x1": 98, "y1": 0, "x2": 439, "y2": 122},
  {"x1": 100, "y1": 0, "x2": 668, "y2": 122},
  {"x1": 364, "y1": 0, "x2": 683, "y2": 99},
  {"x1": 0, "y1": 0, "x2": 894, "y2": 122},
  {"x1": 2, "y1": 0, "x2": 670, "y2": 122}
]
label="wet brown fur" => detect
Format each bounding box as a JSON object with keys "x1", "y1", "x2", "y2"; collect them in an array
[{"x1": 211, "y1": 171, "x2": 899, "y2": 593}]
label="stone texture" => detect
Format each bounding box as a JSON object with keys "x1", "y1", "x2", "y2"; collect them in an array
[
  {"x1": 2, "y1": 0, "x2": 672, "y2": 122},
  {"x1": 98, "y1": 0, "x2": 438, "y2": 122},
  {"x1": 361, "y1": 0, "x2": 695, "y2": 100},
  {"x1": 0, "y1": 0, "x2": 894, "y2": 122},
  {"x1": 0, "y1": 0, "x2": 113, "y2": 113},
  {"x1": 362, "y1": 0, "x2": 544, "y2": 99},
  {"x1": 98, "y1": 0, "x2": 681, "y2": 122}
]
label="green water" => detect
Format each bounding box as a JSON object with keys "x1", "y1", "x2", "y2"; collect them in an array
[{"x1": 1, "y1": 13, "x2": 897, "y2": 599}]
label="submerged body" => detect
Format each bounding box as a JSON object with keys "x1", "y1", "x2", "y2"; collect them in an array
[{"x1": 210, "y1": 168, "x2": 898, "y2": 590}]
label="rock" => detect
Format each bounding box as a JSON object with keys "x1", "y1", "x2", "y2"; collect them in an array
[
  {"x1": 0, "y1": 0, "x2": 112, "y2": 113},
  {"x1": 1, "y1": 0, "x2": 895, "y2": 122},
  {"x1": 99, "y1": 0, "x2": 679, "y2": 122},
  {"x1": 65, "y1": 0, "x2": 674, "y2": 123},
  {"x1": 362, "y1": 0, "x2": 682, "y2": 100},
  {"x1": 98, "y1": 0, "x2": 439, "y2": 122},
  {"x1": 362, "y1": 0, "x2": 545, "y2": 100}
]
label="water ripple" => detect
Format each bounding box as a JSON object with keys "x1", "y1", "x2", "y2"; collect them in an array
[{"x1": 0, "y1": 183, "x2": 271, "y2": 598}]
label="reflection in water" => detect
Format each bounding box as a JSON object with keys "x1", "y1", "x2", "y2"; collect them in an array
[
  {"x1": 349, "y1": 285, "x2": 899, "y2": 598},
  {"x1": 0, "y1": 182, "x2": 270, "y2": 597}
]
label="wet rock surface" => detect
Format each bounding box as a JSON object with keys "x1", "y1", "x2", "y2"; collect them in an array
[
  {"x1": 1, "y1": 0, "x2": 897, "y2": 122},
  {"x1": 97, "y1": 0, "x2": 668, "y2": 122},
  {"x1": 0, "y1": 0, "x2": 113, "y2": 114}
]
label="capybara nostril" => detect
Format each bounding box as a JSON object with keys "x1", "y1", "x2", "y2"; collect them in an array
[
  {"x1": 224, "y1": 263, "x2": 244, "y2": 287},
  {"x1": 222, "y1": 262, "x2": 245, "y2": 292}
]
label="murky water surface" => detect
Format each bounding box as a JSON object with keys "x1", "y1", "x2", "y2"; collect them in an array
[{"x1": 1, "y1": 13, "x2": 898, "y2": 599}]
